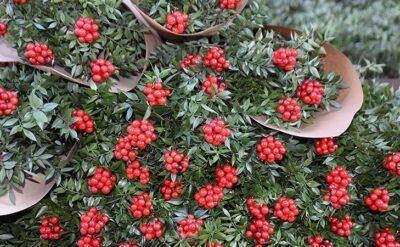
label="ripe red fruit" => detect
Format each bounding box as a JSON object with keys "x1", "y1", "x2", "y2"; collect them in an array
[
  {"x1": 215, "y1": 164, "x2": 238, "y2": 189},
  {"x1": 374, "y1": 228, "x2": 400, "y2": 247},
  {"x1": 273, "y1": 197, "x2": 300, "y2": 222},
  {"x1": 273, "y1": 48, "x2": 298, "y2": 71},
  {"x1": 87, "y1": 167, "x2": 117, "y2": 195},
  {"x1": 177, "y1": 214, "x2": 203, "y2": 238},
  {"x1": 119, "y1": 242, "x2": 139, "y2": 247},
  {"x1": 166, "y1": 11, "x2": 189, "y2": 34},
  {"x1": 328, "y1": 214, "x2": 353, "y2": 237},
  {"x1": 0, "y1": 22, "x2": 7, "y2": 37},
  {"x1": 89, "y1": 58, "x2": 115, "y2": 83},
  {"x1": 143, "y1": 81, "x2": 171, "y2": 106},
  {"x1": 180, "y1": 53, "x2": 203, "y2": 69},
  {"x1": 0, "y1": 87, "x2": 19, "y2": 116},
  {"x1": 314, "y1": 137, "x2": 338, "y2": 156},
  {"x1": 80, "y1": 206, "x2": 109, "y2": 235},
  {"x1": 194, "y1": 184, "x2": 224, "y2": 210},
  {"x1": 78, "y1": 236, "x2": 103, "y2": 247},
  {"x1": 256, "y1": 136, "x2": 287, "y2": 164},
  {"x1": 129, "y1": 192, "x2": 153, "y2": 219},
  {"x1": 70, "y1": 109, "x2": 95, "y2": 134},
  {"x1": 323, "y1": 184, "x2": 350, "y2": 209},
  {"x1": 160, "y1": 179, "x2": 184, "y2": 200},
  {"x1": 246, "y1": 198, "x2": 269, "y2": 219},
  {"x1": 163, "y1": 149, "x2": 189, "y2": 174},
  {"x1": 277, "y1": 97, "x2": 302, "y2": 122},
  {"x1": 74, "y1": 17, "x2": 100, "y2": 43},
  {"x1": 325, "y1": 166, "x2": 352, "y2": 188},
  {"x1": 296, "y1": 80, "x2": 325, "y2": 105},
  {"x1": 365, "y1": 188, "x2": 390, "y2": 211},
  {"x1": 13, "y1": 0, "x2": 27, "y2": 4},
  {"x1": 39, "y1": 216, "x2": 64, "y2": 240},
  {"x1": 201, "y1": 119, "x2": 231, "y2": 146},
  {"x1": 140, "y1": 218, "x2": 164, "y2": 240},
  {"x1": 126, "y1": 161, "x2": 150, "y2": 185},
  {"x1": 307, "y1": 235, "x2": 333, "y2": 247},
  {"x1": 202, "y1": 74, "x2": 228, "y2": 97},
  {"x1": 219, "y1": 0, "x2": 241, "y2": 9},
  {"x1": 114, "y1": 136, "x2": 138, "y2": 162},
  {"x1": 245, "y1": 218, "x2": 274, "y2": 245},
  {"x1": 203, "y1": 47, "x2": 230, "y2": 73},
  {"x1": 383, "y1": 152, "x2": 400, "y2": 176},
  {"x1": 23, "y1": 42, "x2": 54, "y2": 65},
  {"x1": 126, "y1": 120, "x2": 157, "y2": 150}
]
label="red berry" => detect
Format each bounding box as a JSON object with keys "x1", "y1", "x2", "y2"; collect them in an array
[
  {"x1": 163, "y1": 149, "x2": 189, "y2": 174},
  {"x1": 328, "y1": 214, "x2": 353, "y2": 237},
  {"x1": 126, "y1": 160, "x2": 150, "y2": 185},
  {"x1": 74, "y1": 17, "x2": 100, "y2": 43},
  {"x1": 202, "y1": 74, "x2": 228, "y2": 97},
  {"x1": 325, "y1": 166, "x2": 352, "y2": 188},
  {"x1": 307, "y1": 234, "x2": 333, "y2": 247},
  {"x1": 140, "y1": 218, "x2": 164, "y2": 240},
  {"x1": 70, "y1": 109, "x2": 96, "y2": 134},
  {"x1": 383, "y1": 152, "x2": 400, "y2": 176},
  {"x1": 246, "y1": 197, "x2": 269, "y2": 219},
  {"x1": 203, "y1": 47, "x2": 230, "y2": 73},
  {"x1": 126, "y1": 120, "x2": 157, "y2": 150},
  {"x1": 143, "y1": 81, "x2": 171, "y2": 106},
  {"x1": 177, "y1": 214, "x2": 203, "y2": 238},
  {"x1": 323, "y1": 184, "x2": 350, "y2": 209},
  {"x1": 245, "y1": 218, "x2": 274, "y2": 245},
  {"x1": 219, "y1": 0, "x2": 241, "y2": 9},
  {"x1": 315, "y1": 137, "x2": 338, "y2": 156},
  {"x1": 23, "y1": 42, "x2": 54, "y2": 65},
  {"x1": 0, "y1": 22, "x2": 7, "y2": 37},
  {"x1": 13, "y1": 0, "x2": 28, "y2": 4},
  {"x1": 277, "y1": 97, "x2": 302, "y2": 122},
  {"x1": 114, "y1": 136, "x2": 138, "y2": 162},
  {"x1": 89, "y1": 58, "x2": 115, "y2": 83},
  {"x1": 160, "y1": 179, "x2": 184, "y2": 200},
  {"x1": 78, "y1": 236, "x2": 103, "y2": 247},
  {"x1": 180, "y1": 53, "x2": 203, "y2": 69},
  {"x1": 166, "y1": 11, "x2": 189, "y2": 34},
  {"x1": 201, "y1": 119, "x2": 231, "y2": 146},
  {"x1": 296, "y1": 80, "x2": 325, "y2": 105},
  {"x1": 273, "y1": 48, "x2": 298, "y2": 71},
  {"x1": 194, "y1": 184, "x2": 224, "y2": 210},
  {"x1": 87, "y1": 167, "x2": 117, "y2": 195},
  {"x1": 0, "y1": 86, "x2": 19, "y2": 116},
  {"x1": 79, "y1": 206, "x2": 109, "y2": 235},
  {"x1": 215, "y1": 163, "x2": 238, "y2": 189},
  {"x1": 39, "y1": 216, "x2": 64, "y2": 240},
  {"x1": 256, "y1": 136, "x2": 286, "y2": 164},
  {"x1": 273, "y1": 197, "x2": 299, "y2": 222},
  {"x1": 365, "y1": 188, "x2": 390, "y2": 212},
  {"x1": 129, "y1": 192, "x2": 153, "y2": 219},
  {"x1": 374, "y1": 228, "x2": 400, "y2": 247}
]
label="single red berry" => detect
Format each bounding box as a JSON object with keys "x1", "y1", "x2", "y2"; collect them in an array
[
  {"x1": 87, "y1": 167, "x2": 117, "y2": 195},
  {"x1": 194, "y1": 184, "x2": 224, "y2": 210},
  {"x1": 202, "y1": 74, "x2": 228, "y2": 97},
  {"x1": 0, "y1": 22, "x2": 7, "y2": 37},
  {"x1": 163, "y1": 149, "x2": 189, "y2": 174},
  {"x1": 277, "y1": 97, "x2": 302, "y2": 122},
  {"x1": 143, "y1": 81, "x2": 171, "y2": 106},
  {"x1": 13, "y1": 0, "x2": 28, "y2": 4},
  {"x1": 383, "y1": 152, "x2": 400, "y2": 176},
  {"x1": 374, "y1": 228, "x2": 400, "y2": 247},
  {"x1": 273, "y1": 48, "x2": 298, "y2": 71},
  {"x1": 89, "y1": 58, "x2": 115, "y2": 83},
  {"x1": 296, "y1": 80, "x2": 325, "y2": 105},
  {"x1": 201, "y1": 119, "x2": 231, "y2": 146},
  {"x1": 307, "y1": 234, "x2": 333, "y2": 247},
  {"x1": 140, "y1": 218, "x2": 164, "y2": 240},
  {"x1": 215, "y1": 163, "x2": 238, "y2": 189},
  {"x1": 129, "y1": 192, "x2": 153, "y2": 219},
  {"x1": 166, "y1": 11, "x2": 189, "y2": 34},
  {"x1": 79, "y1": 206, "x2": 109, "y2": 235},
  {"x1": 315, "y1": 137, "x2": 338, "y2": 156},
  {"x1": 256, "y1": 136, "x2": 286, "y2": 164},
  {"x1": 0, "y1": 86, "x2": 19, "y2": 116},
  {"x1": 180, "y1": 53, "x2": 203, "y2": 69},
  {"x1": 177, "y1": 214, "x2": 203, "y2": 238},
  {"x1": 39, "y1": 216, "x2": 64, "y2": 240},
  {"x1": 246, "y1": 197, "x2": 269, "y2": 219},
  {"x1": 78, "y1": 236, "x2": 103, "y2": 247},
  {"x1": 328, "y1": 214, "x2": 353, "y2": 237},
  {"x1": 74, "y1": 17, "x2": 100, "y2": 43},
  {"x1": 323, "y1": 184, "x2": 350, "y2": 209},
  {"x1": 126, "y1": 120, "x2": 157, "y2": 150},
  {"x1": 273, "y1": 197, "x2": 299, "y2": 222},
  {"x1": 70, "y1": 109, "x2": 96, "y2": 134},
  {"x1": 219, "y1": 0, "x2": 241, "y2": 9},
  {"x1": 325, "y1": 166, "x2": 352, "y2": 188},
  {"x1": 203, "y1": 47, "x2": 230, "y2": 73},
  {"x1": 126, "y1": 160, "x2": 150, "y2": 185},
  {"x1": 23, "y1": 42, "x2": 54, "y2": 65},
  {"x1": 114, "y1": 136, "x2": 138, "y2": 162},
  {"x1": 245, "y1": 218, "x2": 274, "y2": 245},
  {"x1": 365, "y1": 188, "x2": 390, "y2": 212},
  {"x1": 160, "y1": 179, "x2": 184, "y2": 200}
]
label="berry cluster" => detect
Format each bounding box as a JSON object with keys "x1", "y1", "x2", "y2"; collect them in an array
[
  {"x1": 78, "y1": 236, "x2": 103, "y2": 247},
  {"x1": 143, "y1": 81, "x2": 171, "y2": 106},
  {"x1": 296, "y1": 80, "x2": 325, "y2": 105},
  {"x1": 256, "y1": 136, "x2": 287, "y2": 164},
  {"x1": 87, "y1": 167, "x2": 117, "y2": 195},
  {"x1": 245, "y1": 218, "x2": 274, "y2": 246},
  {"x1": 219, "y1": 0, "x2": 241, "y2": 9},
  {"x1": 180, "y1": 53, "x2": 203, "y2": 69},
  {"x1": 126, "y1": 161, "x2": 150, "y2": 185},
  {"x1": 89, "y1": 58, "x2": 115, "y2": 83},
  {"x1": 323, "y1": 184, "x2": 350, "y2": 209},
  {"x1": 273, "y1": 48, "x2": 298, "y2": 71},
  {"x1": 0, "y1": 87, "x2": 19, "y2": 116},
  {"x1": 70, "y1": 109, "x2": 95, "y2": 134},
  {"x1": 119, "y1": 242, "x2": 139, "y2": 247},
  {"x1": 114, "y1": 136, "x2": 138, "y2": 162},
  {"x1": 177, "y1": 214, "x2": 204, "y2": 238},
  {"x1": 246, "y1": 198, "x2": 269, "y2": 219},
  {"x1": 129, "y1": 192, "x2": 153, "y2": 219},
  {"x1": 163, "y1": 149, "x2": 189, "y2": 174},
  {"x1": 273, "y1": 197, "x2": 300, "y2": 222},
  {"x1": 307, "y1": 235, "x2": 333, "y2": 247},
  {"x1": 328, "y1": 214, "x2": 353, "y2": 237},
  {"x1": 80, "y1": 207, "x2": 109, "y2": 235},
  {"x1": 140, "y1": 218, "x2": 164, "y2": 240},
  {"x1": 0, "y1": 22, "x2": 7, "y2": 37},
  {"x1": 325, "y1": 166, "x2": 352, "y2": 188},
  {"x1": 13, "y1": 0, "x2": 27, "y2": 4},
  {"x1": 277, "y1": 97, "x2": 302, "y2": 122},
  {"x1": 215, "y1": 164, "x2": 238, "y2": 189},
  {"x1": 201, "y1": 119, "x2": 231, "y2": 146},
  {"x1": 74, "y1": 17, "x2": 100, "y2": 43},
  {"x1": 365, "y1": 187, "x2": 390, "y2": 211},
  {"x1": 39, "y1": 216, "x2": 64, "y2": 240},
  {"x1": 203, "y1": 47, "x2": 230, "y2": 73},
  {"x1": 383, "y1": 152, "x2": 400, "y2": 176},
  {"x1": 194, "y1": 184, "x2": 224, "y2": 209},
  {"x1": 374, "y1": 228, "x2": 400, "y2": 247},
  {"x1": 160, "y1": 179, "x2": 184, "y2": 200},
  {"x1": 166, "y1": 11, "x2": 189, "y2": 34},
  {"x1": 24, "y1": 42, "x2": 54, "y2": 65},
  {"x1": 314, "y1": 137, "x2": 338, "y2": 156},
  {"x1": 126, "y1": 120, "x2": 157, "y2": 150},
  {"x1": 202, "y1": 74, "x2": 228, "y2": 96}
]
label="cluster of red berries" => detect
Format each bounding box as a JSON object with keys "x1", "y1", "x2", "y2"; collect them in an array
[
  {"x1": 160, "y1": 179, "x2": 184, "y2": 200},
  {"x1": 13, "y1": 0, "x2": 27, "y2": 4},
  {"x1": 314, "y1": 137, "x2": 338, "y2": 156},
  {"x1": 365, "y1": 187, "x2": 390, "y2": 211},
  {"x1": 203, "y1": 47, "x2": 230, "y2": 73},
  {"x1": 273, "y1": 197, "x2": 300, "y2": 222},
  {"x1": 126, "y1": 161, "x2": 150, "y2": 185},
  {"x1": 80, "y1": 207, "x2": 109, "y2": 235},
  {"x1": 307, "y1": 235, "x2": 333, "y2": 247},
  {"x1": 0, "y1": 22, "x2": 7, "y2": 37},
  {"x1": 39, "y1": 216, "x2": 64, "y2": 240},
  {"x1": 296, "y1": 80, "x2": 325, "y2": 105},
  {"x1": 245, "y1": 218, "x2": 274, "y2": 246},
  {"x1": 177, "y1": 214, "x2": 204, "y2": 238},
  {"x1": 326, "y1": 166, "x2": 352, "y2": 188},
  {"x1": 165, "y1": 11, "x2": 189, "y2": 34},
  {"x1": 140, "y1": 218, "x2": 164, "y2": 240},
  {"x1": 143, "y1": 81, "x2": 171, "y2": 106},
  {"x1": 201, "y1": 119, "x2": 231, "y2": 146},
  {"x1": 70, "y1": 109, "x2": 95, "y2": 134},
  {"x1": 328, "y1": 214, "x2": 353, "y2": 237},
  {"x1": 74, "y1": 17, "x2": 100, "y2": 43},
  {"x1": 383, "y1": 152, "x2": 400, "y2": 176},
  {"x1": 273, "y1": 48, "x2": 298, "y2": 71},
  {"x1": 374, "y1": 228, "x2": 400, "y2": 247},
  {"x1": 180, "y1": 53, "x2": 203, "y2": 69},
  {"x1": 215, "y1": 164, "x2": 238, "y2": 189},
  {"x1": 323, "y1": 184, "x2": 350, "y2": 209},
  {"x1": 114, "y1": 136, "x2": 138, "y2": 162},
  {"x1": 0, "y1": 87, "x2": 19, "y2": 116},
  {"x1": 78, "y1": 236, "x2": 103, "y2": 247},
  {"x1": 24, "y1": 42, "x2": 54, "y2": 65},
  {"x1": 127, "y1": 120, "x2": 157, "y2": 150},
  {"x1": 89, "y1": 58, "x2": 115, "y2": 83},
  {"x1": 277, "y1": 97, "x2": 302, "y2": 122},
  {"x1": 87, "y1": 167, "x2": 117, "y2": 195},
  {"x1": 219, "y1": 0, "x2": 241, "y2": 9},
  {"x1": 163, "y1": 149, "x2": 189, "y2": 174},
  {"x1": 119, "y1": 242, "x2": 139, "y2": 247},
  {"x1": 246, "y1": 198, "x2": 269, "y2": 219},
  {"x1": 129, "y1": 192, "x2": 153, "y2": 219},
  {"x1": 194, "y1": 184, "x2": 224, "y2": 209},
  {"x1": 202, "y1": 74, "x2": 228, "y2": 96},
  {"x1": 256, "y1": 135, "x2": 287, "y2": 164}
]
